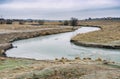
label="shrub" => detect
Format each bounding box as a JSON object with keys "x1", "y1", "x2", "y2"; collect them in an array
[
  {"x1": 38, "y1": 20, "x2": 44, "y2": 25},
  {"x1": 87, "y1": 57, "x2": 92, "y2": 60},
  {"x1": 6, "y1": 20, "x2": 12, "y2": 24},
  {"x1": 63, "y1": 20, "x2": 69, "y2": 26},
  {"x1": 83, "y1": 58, "x2": 87, "y2": 60},
  {"x1": 19, "y1": 20, "x2": 25, "y2": 25},
  {"x1": 75, "y1": 57, "x2": 81, "y2": 60},
  {"x1": 70, "y1": 17, "x2": 78, "y2": 27},
  {"x1": 0, "y1": 21, "x2": 5, "y2": 24},
  {"x1": 95, "y1": 58, "x2": 102, "y2": 61},
  {"x1": 55, "y1": 58, "x2": 59, "y2": 61},
  {"x1": 103, "y1": 60, "x2": 109, "y2": 64}
]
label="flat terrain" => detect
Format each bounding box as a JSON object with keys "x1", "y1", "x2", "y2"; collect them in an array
[
  {"x1": 71, "y1": 20, "x2": 120, "y2": 48},
  {"x1": 0, "y1": 21, "x2": 120, "y2": 79},
  {"x1": 0, "y1": 57, "x2": 119, "y2": 79}
]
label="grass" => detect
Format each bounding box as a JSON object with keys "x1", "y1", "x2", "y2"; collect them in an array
[
  {"x1": 15, "y1": 64, "x2": 90, "y2": 79},
  {"x1": 0, "y1": 23, "x2": 72, "y2": 44},
  {"x1": 0, "y1": 58, "x2": 55, "y2": 78},
  {"x1": 0, "y1": 58, "x2": 34, "y2": 70},
  {"x1": 0, "y1": 20, "x2": 120, "y2": 79},
  {"x1": 105, "y1": 64, "x2": 120, "y2": 69},
  {"x1": 16, "y1": 63, "x2": 120, "y2": 79},
  {"x1": 72, "y1": 20, "x2": 120, "y2": 44},
  {"x1": 0, "y1": 57, "x2": 119, "y2": 79},
  {"x1": 0, "y1": 23, "x2": 62, "y2": 30}
]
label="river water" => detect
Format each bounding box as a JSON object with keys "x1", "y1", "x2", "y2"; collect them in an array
[{"x1": 6, "y1": 27, "x2": 120, "y2": 62}]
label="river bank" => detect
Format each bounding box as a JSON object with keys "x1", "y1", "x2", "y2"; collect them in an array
[
  {"x1": 71, "y1": 40, "x2": 120, "y2": 49},
  {"x1": 71, "y1": 20, "x2": 120, "y2": 49},
  {"x1": 0, "y1": 25, "x2": 74, "y2": 56},
  {"x1": 0, "y1": 57, "x2": 119, "y2": 79}
]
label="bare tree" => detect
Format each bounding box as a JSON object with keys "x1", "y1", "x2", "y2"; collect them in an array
[{"x1": 70, "y1": 17, "x2": 78, "y2": 27}]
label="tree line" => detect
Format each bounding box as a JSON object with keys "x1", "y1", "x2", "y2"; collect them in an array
[{"x1": 0, "y1": 17, "x2": 79, "y2": 27}]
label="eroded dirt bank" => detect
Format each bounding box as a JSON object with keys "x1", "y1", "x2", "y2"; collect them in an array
[{"x1": 0, "y1": 27, "x2": 74, "y2": 56}]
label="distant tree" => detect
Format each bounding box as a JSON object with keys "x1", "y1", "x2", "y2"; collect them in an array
[
  {"x1": 38, "y1": 20, "x2": 44, "y2": 25},
  {"x1": 6, "y1": 20, "x2": 12, "y2": 24},
  {"x1": 0, "y1": 18, "x2": 5, "y2": 24},
  {"x1": 19, "y1": 20, "x2": 25, "y2": 25},
  {"x1": 59, "y1": 20, "x2": 62, "y2": 23},
  {"x1": 88, "y1": 17, "x2": 92, "y2": 20},
  {"x1": 63, "y1": 20, "x2": 69, "y2": 26},
  {"x1": 70, "y1": 17, "x2": 78, "y2": 27}
]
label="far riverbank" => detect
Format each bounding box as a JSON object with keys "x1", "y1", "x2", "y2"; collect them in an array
[
  {"x1": 0, "y1": 26, "x2": 75, "y2": 56},
  {"x1": 71, "y1": 20, "x2": 120, "y2": 49}
]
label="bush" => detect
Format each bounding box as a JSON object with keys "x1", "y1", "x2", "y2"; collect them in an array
[
  {"x1": 95, "y1": 58, "x2": 102, "y2": 61},
  {"x1": 0, "y1": 19, "x2": 5, "y2": 24},
  {"x1": 0, "y1": 21, "x2": 5, "y2": 24},
  {"x1": 75, "y1": 57, "x2": 81, "y2": 60},
  {"x1": 64, "y1": 20, "x2": 69, "y2": 26},
  {"x1": 38, "y1": 20, "x2": 44, "y2": 25},
  {"x1": 70, "y1": 17, "x2": 78, "y2": 27},
  {"x1": 19, "y1": 21, "x2": 25, "y2": 25},
  {"x1": 6, "y1": 20, "x2": 12, "y2": 24}
]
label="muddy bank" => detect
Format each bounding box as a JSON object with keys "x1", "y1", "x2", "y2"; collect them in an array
[
  {"x1": 0, "y1": 43, "x2": 13, "y2": 56},
  {"x1": 71, "y1": 40, "x2": 120, "y2": 49},
  {"x1": 0, "y1": 27, "x2": 74, "y2": 56}
]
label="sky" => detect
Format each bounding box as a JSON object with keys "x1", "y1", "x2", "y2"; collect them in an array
[{"x1": 0, "y1": 0, "x2": 120, "y2": 20}]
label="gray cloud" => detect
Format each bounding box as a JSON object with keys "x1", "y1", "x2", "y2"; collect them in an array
[{"x1": 0, "y1": 0, "x2": 120, "y2": 19}]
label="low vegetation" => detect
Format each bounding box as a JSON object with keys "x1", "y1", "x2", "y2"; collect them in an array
[
  {"x1": 38, "y1": 20, "x2": 44, "y2": 25},
  {"x1": 0, "y1": 57, "x2": 119, "y2": 79},
  {"x1": 63, "y1": 20, "x2": 69, "y2": 26},
  {"x1": 70, "y1": 17, "x2": 78, "y2": 26},
  {"x1": 72, "y1": 20, "x2": 120, "y2": 47},
  {"x1": 0, "y1": 18, "x2": 120, "y2": 79}
]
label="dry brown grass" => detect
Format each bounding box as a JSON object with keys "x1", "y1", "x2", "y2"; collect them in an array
[
  {"x1": 0, "y1": 57, "x2": 119, "y2": 79},
  {"x1": 0, "y1": 23, "x2": 62, "y2": 31},
  {"x1": 44, "y1": 21, "x2": 63, "y2": 25},
  {"x1": 72, "y1": 20, "x2": 120, "y2": 44},
  {"x1": 0, "y1": 23, "x2": 72, "y2": 44}
]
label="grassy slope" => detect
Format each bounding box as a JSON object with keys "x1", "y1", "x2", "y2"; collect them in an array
[
  {"x1": 0, "y1": 57, "x2": 119, "y2": 79},
  {"x1": 0, "y1": 57, "x2": 57, "y2": 78},
  {"x1": 72, "y1": 20, "x2": 120, "y2": 45}
]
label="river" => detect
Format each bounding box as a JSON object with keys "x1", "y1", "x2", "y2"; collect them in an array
[{"x1": 6, "y1": 27, "x2": 120, "y2": 62}]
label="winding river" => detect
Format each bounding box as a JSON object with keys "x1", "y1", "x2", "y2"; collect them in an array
[{"x1": 6, "y1": 27, "x2": 120, "y2": 62}]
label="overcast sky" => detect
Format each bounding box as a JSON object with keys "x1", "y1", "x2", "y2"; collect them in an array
[{"x1": 0, "y1": 0, "x2": 120, "y2": 20}]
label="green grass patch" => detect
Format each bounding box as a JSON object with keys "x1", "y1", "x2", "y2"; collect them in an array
[{"x1": 0, "y1": 58, "x2": 34, "y2": 70}]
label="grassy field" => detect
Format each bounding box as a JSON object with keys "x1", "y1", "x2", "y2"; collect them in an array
[
  {"x1": 0, "y1": 57, "x2": 119, "y2": 79},
  {"x1": 72, "y1": 20, "x2": 120, "y2": 47},
  {"x1": 0, "y1": 22, "x2": 63, "y2": 30}
]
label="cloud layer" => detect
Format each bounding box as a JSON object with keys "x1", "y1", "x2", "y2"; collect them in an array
[{"x1": 0, "y1": 0, "x2": 120, "y2": 19}]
